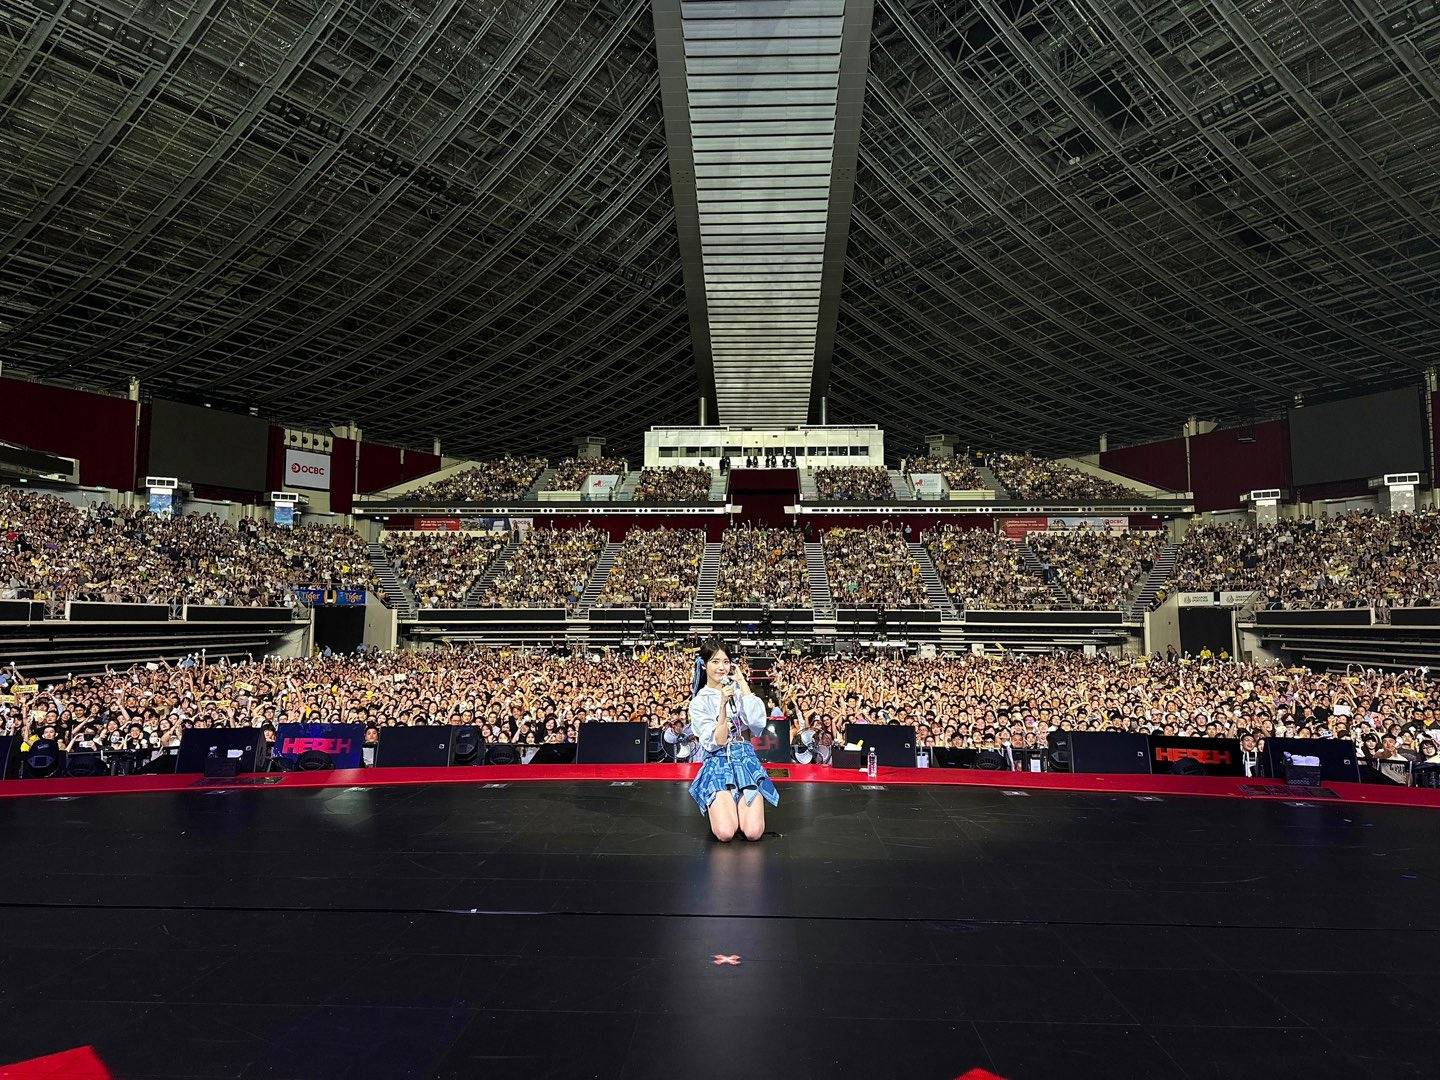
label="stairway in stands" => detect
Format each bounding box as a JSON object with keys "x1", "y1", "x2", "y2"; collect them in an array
[
  {"x1": 523, "y1": 468, "x2": 553, "y2": 501},
  {"x1": 977, "y1": 465, "x2": 1009, "y2": 499},
  {"x1": 366, "y1": 543, "x2": 417, "y2": 617},
  {"x1": 1125, "y1": 541, "x2": 1179, "y2": 619},
  {"x1": 464, "y1": 534, "x2": 519, "y2": 606},
  {"x1": 908, "y1": 541, "x2": 958, "y2": 620},
  {"x1": 888, "y1": 469, "x2": 913, "y2": 501},
  {"x1": 1018, "y1": 542, "x2": 1073, "y2": 609},
  {"x1": 613, "y1": 472, "x2": 641, "y2": 503},
  {"x1": 798, "y1": 470, "x2": 818, "y2": 501},
  {"x1": 708, "y1": 470, "x2": 728, "y2": 502},
  {"x1": 804, "y1": 541, "x2": 836, "y2": 628},
  {"x1": 690, "y1": 541, "x2": 722, "y2": 632},
  {"x1": 575, "y1": 541, "x2": 620, "y2": 616}
]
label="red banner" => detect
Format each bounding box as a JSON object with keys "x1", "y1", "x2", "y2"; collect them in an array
[
  {"x1": 416, "y1": 517, "x2": 462, "y2": 531},
  {"x1": 1000, "y1": 515, "x2": 1048, "y2": 539}
]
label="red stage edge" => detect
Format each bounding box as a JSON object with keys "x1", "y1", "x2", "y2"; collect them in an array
[
  {"x1": 0, "y1": 1046, "x2": 112, "y2": 1080},
  {"x1": 2, "y1": 762, "x2": 1438, "y2": 808}
]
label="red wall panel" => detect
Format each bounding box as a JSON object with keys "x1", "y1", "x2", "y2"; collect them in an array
[
  {"x1": 357, "y1": 442, "x2": 404, "y2": 493},
  {"x1": 1100, "y1": 437, "x2": 1188, "y2": 492},
  {"x1": 1189, "y1": 420, "x2": 1291, "y2": 513},
  {"x1": 0, "y1": 377, "x2": 137, "y2": 490},
  {"x1": 265, "y1": 425, "x2": 286, "y2": 492},
  {"x1": 330, "y1": 437, "x2": 357, "y2": 514},
  {"x1": 399, "y1": 449, "x2": 440, "y2": 483}
]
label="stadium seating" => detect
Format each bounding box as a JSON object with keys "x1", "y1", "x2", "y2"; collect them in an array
[
  {"x1": 595, "y1": 527, "x2": 705, "y2": 607},
  {"x1": 990, "y1": 453, "x2": 1135, "y2": 501}
]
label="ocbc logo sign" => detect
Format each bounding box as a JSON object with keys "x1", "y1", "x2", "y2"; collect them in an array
[{"x1": 291, "y1": 462, "x2": 326, "y2": 475}]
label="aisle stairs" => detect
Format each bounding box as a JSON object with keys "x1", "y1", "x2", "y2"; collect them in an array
[
  {"x1": 908, "y1": 542, "x2": 959, "y2": 620},
  {"x1": 464, "y1": 534, "x2": 519, "y2": 606},
  {"x1": 690, "y1": 541, "x2": 722, "y2": 631},
  {"x1": 804, "y1": 541, "x2": 835, "y2": 622},
  {"x1": 367, "y1": 543, "x2": 417, "y2": 617},
  {"x1": 1018, "y1": 542, "x2": 1073, "y2": 609},
  {"x1": 1125, "y1": 541, "x2": 1179, "y2": 619},
  {"x1": 576, "y1": 541, "x2": 621, "y2": 615}
]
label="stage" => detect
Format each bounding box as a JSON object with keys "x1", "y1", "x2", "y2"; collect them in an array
[{"x1": 1, "y1": 776, "x2": 1436, "y2": 1079}]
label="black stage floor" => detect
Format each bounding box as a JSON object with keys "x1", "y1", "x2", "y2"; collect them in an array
[{"x1": 1, "y1": 780, "x2": 1437, "y2": 1079}]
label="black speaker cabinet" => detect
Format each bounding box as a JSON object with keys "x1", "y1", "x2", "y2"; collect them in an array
[
  {"x1": 1147, "y1": 736, "x2": 1245, "y2": 777},
  {"x1": 1049, "y1": 731, "x2": 1151, "y2": 774},
  {"x1": 1265, "y1": 737, "x2": 1360, "y2": 784},
  {"x1": 842, "y1": 723, "x2": 916, "y2": 767},
  {"x1": 576, "y1": 721, "x2": 647, "y2": 764},
  {"x1": 0, "y1": 735, "x2": 17, "y2": 779},
  {"x1": 176, "y1": 728, "x2": 262, "y2": 775},
  {"x1": 530, "y1": 743, "x2": 578, "y2": 765},
  {"x1": 375, "y1": 726, "x2": 455, "y2": 768}
]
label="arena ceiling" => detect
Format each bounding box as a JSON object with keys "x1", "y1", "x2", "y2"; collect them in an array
[{"x1": 1, "y1": 0, "x2": 1439, "y2": 462}]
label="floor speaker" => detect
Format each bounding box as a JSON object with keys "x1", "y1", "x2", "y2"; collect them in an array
[
  {"x1": 843, "y1": 723, "x2": 916, "y2": 767},
  {"x1": 0, "y1": 735, "x2": 16, "y2": 780},
  {"x1": 1049, "y1": 731, "x2": 1151, "y2": 774},
  {"x1": 176, "y1": 728, "x2": 262, "y2": 774},
  {"x1": 1265, "y1": 737, "x2": 1360, "y2": 784},
  {"x1": 576, "y1": 721, "x2": 647, "y2": 764},
  {"x1": 375, "y1": 726, "x2": 455, "y2": 768}
]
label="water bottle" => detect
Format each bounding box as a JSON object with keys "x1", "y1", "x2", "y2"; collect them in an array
[{"x1": 866, "y1": 746, "x2": 877, "y2": 779}]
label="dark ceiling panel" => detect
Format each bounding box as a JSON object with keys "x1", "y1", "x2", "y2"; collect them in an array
[
  {"x1": 1, "y1": 0, "x2": 1437, "y2": 464},
  {"x1": 835, "y1": 0, "x2": 1440, "y2": 456},
  {"x1": 0, "y1": 0, "x2": 695, "y2": 460}
]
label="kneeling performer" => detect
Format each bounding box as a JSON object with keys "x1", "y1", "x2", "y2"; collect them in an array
[{"x1": 687, "y1": 638, "x2": 778, "y2": 841}]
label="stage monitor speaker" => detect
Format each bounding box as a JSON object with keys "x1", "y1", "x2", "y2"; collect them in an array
[
  {"x1": 930, "y1": 747, "x2": 979, "y2": 769},
  {"x1": 748, "y1": 719, "x2": 791, "y2": 764},
  {"x1": 576, "y1": 721, "x2": 647, "y2": 764},
  {"x1": 62, "y1": 752, "x2": 110, "y2": 778},
  {"x1": 484, "y1": 743, "x2": 522, "y2": 766},
  {"x1": 1048, "y1": 731, "x2": 1150, "y2": 774},
  {"x1": 530, "y1": 743, "x2": 578, "y2": 765},
  {"x1": 1147, "y1": 736, "x2": 1244, "y2": 777},
  {"x1": 0, "y1": 735, "x2": 17, "y2": 779},
  {"x1": 843, "y1": 723, "x2": 916, "y2": 767},
  {"x1": 375, "y1": 726, "x2": 455, "y2": 768},
  {"x1": 19, "y1": 740, "x2": 63, "y2": 779},
  {"x1": 451, "y1": 725, "x2": 484, "y2": 765},
  {"x1": 1264, "y1": 737, "x2": 1360, "y2": 784},
  {"x1": 830, "y1": 747, "x2": 864, "y2": 770},
  {"x1": 176, "y1": 728, "x2": 262, "y2": 775}
]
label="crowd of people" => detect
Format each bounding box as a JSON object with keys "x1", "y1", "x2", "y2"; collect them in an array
[
  {"x1": 1, "y1": 490, "x2": 376, "y2": 607},
  {"x1": 812, "y1": 466, "x2": 894, "y2": 502},
  {"x1": 925, "y1": 525, "x2": 1052, "y2": 609},
  {"x1": 596, "y1": 528, "x2": 705, "y2": 608},
  {"x1": 6, "y1": 649, "x2": 1434, "y2": 772},
  {"x1": 823, "y1": 526, "x2": 928, "y2": 607},
  {"x1": 385, "y1": 531, "x2": 506, "y2": 609},
  {"x1": 716, "y1": 525, "x2": 811, "y2": 607},
  {"x1": 768, "y1": 651, "x2": 1438, "y2": 761},
  {"x1": 480, "y1": 527, "x2": 606, "y2": 609},
  {"x1": 404, "y1": 457, "x2": 546, "y2": 503},
  {"x1": 545, "y1": 457, "x2": 628, "y2": 492},
  {"x1": 1028, "y1": 528, "x2": 1165, "y2": 609},
  {"x1": 990, "y1": 453, "x2": 1136, "y2": 502},
  {"x1": 912, "y1": 461, "x2": 986, "y2": 491},
  {"x1": 631, "y1": 466, "x2": 713, "y2": 504},
  {"x1": 1163, "y1": 512, "x2": 1440, "y2": 612}
]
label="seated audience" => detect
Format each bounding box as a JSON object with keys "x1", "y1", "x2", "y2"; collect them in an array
[
  {"x1": 813, "y1": 466, "x2": 894, "y2": 502},
  {"x1": 925, "y1": 525, "x2": 1052, "y2": 609},
  {"x1": 6, "y1": 651, "x2": 1432, "y2": 774},
  {"x1": 632, "y1": 466, "x2": 712, "y2": 504},
  {"x1": 990, "y1": 453, "x2": 1135, "y2": 501},
  {"x1": 1027, "y1": 528, "x2": 1165, "y2": 609},
  {"x1": 716, "y1": 526, "x2": 810, "y2": 607},
  {"x1": 596, "y1": 528, "x2": 705, "y2": 608},
  {"x1": 823, "y1": 526, "x2": 928, "y2": 607},
  {"x1": 1163, "y1": 511, "x2": 1440, "y2": 611},
  {"x1": 913, "y1": 461, "x2": 985, "y2": 491},
  {"x1": 404, "y1": 457, "x2": 546, "y2": 503},
  {"x1": 0, "y1": 490, "x2": 377, "y2": 607},
  {"x1": 546, "y1": 458, "x2": 628, "y2": 492},
  {"x1": 385, "y1": 532, "x2": 506, "y2": 608},
  {"x1": 481, "y1": 527, "x2": 605, "y2": 608}
]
